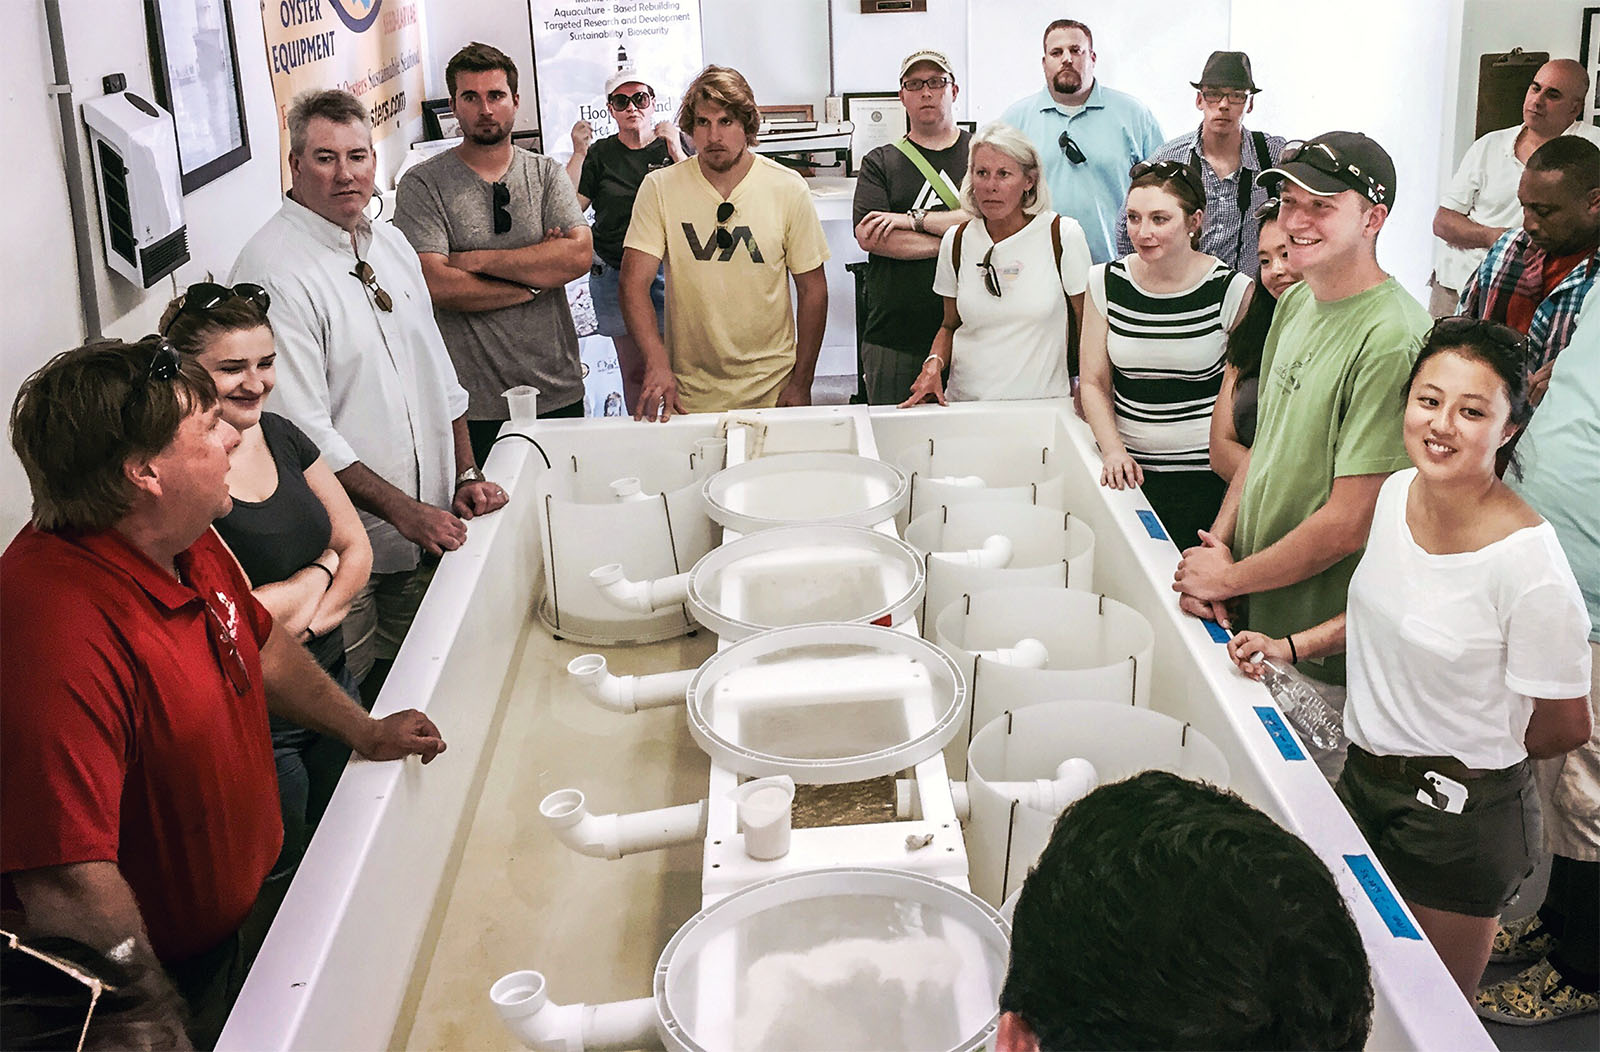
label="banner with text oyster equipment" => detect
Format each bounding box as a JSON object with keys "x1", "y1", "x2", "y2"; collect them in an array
[
  {"x1": 260, "y1": 0, "x2": 425, "y2": 189},
  {"x1": 529, "y1": 0, "x2": 704, "y2": 162}
]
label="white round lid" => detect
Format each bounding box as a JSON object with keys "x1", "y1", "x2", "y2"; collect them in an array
[
  {"x1": 703, "y1": 452, "x2": 910, "y2": 532},
  {"x1": 654, "y1": 867, "x2": 1009, "y2": 1052},
  {"x1": 685, "y1": 524, "x2": 925, "y2": 642},
  {"x1": 686, "y1": 623, "x2": 966, "y2": 784}
]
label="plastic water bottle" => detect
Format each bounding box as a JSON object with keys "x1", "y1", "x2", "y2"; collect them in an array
[{"x1": 1250, "y1": 651, "x2": 1346, "y2": 751}]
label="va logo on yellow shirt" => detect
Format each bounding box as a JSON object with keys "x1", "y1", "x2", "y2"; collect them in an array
[{"x1": 681, "y1": 222, "x2": 766, "y2": 263}]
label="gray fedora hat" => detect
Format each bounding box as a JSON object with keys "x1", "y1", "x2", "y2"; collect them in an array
[{"x1": 1190, "y1": 51, "x2": 1260, "y2": 92}]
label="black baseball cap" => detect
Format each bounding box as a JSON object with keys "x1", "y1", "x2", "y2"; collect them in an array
[{"x1": 1258, "y1": 131, "x2": 1395, "y2": 208}]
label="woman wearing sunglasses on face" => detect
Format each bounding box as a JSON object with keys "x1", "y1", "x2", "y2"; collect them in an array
[
  {"x1": 1079, "y1": 160, "x2": 1254, "y2": 549},
  {"x1": 567, "y1": 69, "x2": 688, "y2": 415},
  {"x1": 1210, "y1": 198, "x2": 1303, "y2": 484},
  {"x1": 900, "y1": 122, "x2": 1091, "y2": 408},
  {"x1": 1228, "y1": 320, "x2": 1592, "y2": 998},
  {"x1": 160, "y1": 283, "x2": 374, "y2": 880}
]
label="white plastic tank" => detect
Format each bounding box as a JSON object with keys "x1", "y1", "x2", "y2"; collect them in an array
[
  {"x1": 903, "y1": 503, "x2": 1095, "y2": 635},
  {"x1": 894, "y1": 436, "x2": 1070, "y2": 528},
  {"x1": 964, "y1": 701, "x2": 1230, "y2": 905}
]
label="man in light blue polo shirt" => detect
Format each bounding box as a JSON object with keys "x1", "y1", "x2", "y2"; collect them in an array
[
  {"x1": 1478, "y1": 284, "x2": 1600, "y2": 1026},
  {"x1": 1001, "y1": 18, "x2": 1163, "y2": 265}
]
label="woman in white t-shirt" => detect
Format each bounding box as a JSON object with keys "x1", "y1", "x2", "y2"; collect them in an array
[
  {"x1": 1228, "y1": 318, "x2": 1592, "y2": 998},
  {"x1": 900, "y1": 122, "x2": 1090, "y2": 407}
]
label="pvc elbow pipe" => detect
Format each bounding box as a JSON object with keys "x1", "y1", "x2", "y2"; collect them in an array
[
  {"x1": 930, "y1": 534, "x2": 1014, "y2": 569},
  {"x1": 540, "y1": 789, "x2": 708, "y2": 860},
  {"x1": 491, "y1": 970, "x2": 660, "y2": 1052},
  {"x1": 973, "y1": 637, "x2": 1049, "y2": 669},
  {"x1": 566, "y1": 654, "x2": 694, "y2": 713},
  {"x1": 588, "y1": 564, "x2": 691, "y2": 613},
  {"x1": 895, "y1": 779, "x2": 970, "y2": 821},
  {"x1": 609, "y1": 477, "x2": 654, "y2": 503}
]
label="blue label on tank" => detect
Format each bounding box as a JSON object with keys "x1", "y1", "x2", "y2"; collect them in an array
[
  {"x1": 1253, "y1": 706, "x2": 1306, "y2": 761},
  {"x1": 1135, "y1": 509, "x2": 1167, "y2": 540},
  {"x1": 1344, "y1": 854, "x2": 1423, "y2": 939},
  {"x1": 1202, "y1": 619, "x2": 1230, "y2": 643}
]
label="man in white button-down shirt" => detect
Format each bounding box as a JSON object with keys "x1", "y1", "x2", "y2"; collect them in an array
[{"x1": 232, "y1": 89, "x2": 507, "y2": 687}]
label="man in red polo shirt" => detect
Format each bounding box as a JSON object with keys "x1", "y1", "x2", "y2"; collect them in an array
[{"x1": 0, "y1": 339, "x2": 447, "y2": 1047}]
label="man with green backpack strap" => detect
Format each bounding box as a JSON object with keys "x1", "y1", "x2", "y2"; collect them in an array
[{"x1": 852, "y1": 49, "x2": 973, "y2": 404}]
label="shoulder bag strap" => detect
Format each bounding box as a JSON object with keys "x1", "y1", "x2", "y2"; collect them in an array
[{"x1": 892, "y1": 137, "x2": 962, "y2": 212}]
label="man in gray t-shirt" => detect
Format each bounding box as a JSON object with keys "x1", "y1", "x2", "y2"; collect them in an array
[{"x1": 396, "y1": 42, "x2": 593, "y2": 464}]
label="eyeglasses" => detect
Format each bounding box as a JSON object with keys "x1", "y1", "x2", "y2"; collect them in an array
[
  {"x1": 1129, "y1": 159, "x2": 1206, "y2": 203},
  {"x1": 1277, "y1": 140, "x2": 1389, "y2": 205},
  {"x1": 978, "y1": 245, "x2": 1002, "y2": 298},
  {"x1": 608, "y1": 90, "x2": 653, "y2": 111},
  {"x1": 1199, "y1": 88, "x2": 1252, "y2": 104},
  {"x1": 349, "y1": 259, "x2": 393, "y2": 312},
  {"x1": 1057, "y1": 130, "x2": 1085, "y2": 165},
  {"x1": 163, "y1": 282, "x2": 271, "y2": 335},
  {"x1": 491, "y1": 181, "x2": 512, "y2": 235},
  {"x1": 900, "y1": 75, "x2": 952, "y2": 92},
  {"x1": 118, "y1": 336, "x2": 182, "y2": 423},
  {"x1": 201, "y1": 591, "x2": 252, "y2": 696},
  {"x1": 714, "y1": 200, "x2": 735, "y2": 251},
  {"x1": 2, "y1": 928, "x2": 116, "y2": 1052},
  {"x1": 1427, "y1": 316, "x2": 1531, "y2": 359}
]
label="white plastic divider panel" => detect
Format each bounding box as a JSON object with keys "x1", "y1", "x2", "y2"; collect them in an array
[
  {"x1": 933, "y1": 587, "x2": 1156, "y2": 777},
  {"x1": 536, "y1": 442, "x2": 717, "y2": 645},
  {"x1": 903, "y1": 503, "x2": 1095, "y2": 635},
  {"x1": 701, "y1": 451, "x2": 910, "y2": 533},
  {"x1": 686, "y1": 623, "x2": 965, "y2": 785},
  {"x1": 684, "y1": 524, "x2": 926, "y2": 642},
  {"x1": 965, "y1": 702, "x2": 1230, "y2": 906},
  {"x1": 654, "y1": 868, "x2": 1010, "y2": 1052},
  {"x1": 894, "y1": 435, "x2": 1070, "y2": 530}
]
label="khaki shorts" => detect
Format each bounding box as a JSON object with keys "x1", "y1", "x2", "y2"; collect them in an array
[
  {"x1": 342, "y1": 559, "x2": 437, "y2": 684},
  {"x1": 1337, "y1": 745, "x2": 1540, "y2": 917},
  {"x1": 1536, "y1": 639, "x2": 1600, "y2": 862}
]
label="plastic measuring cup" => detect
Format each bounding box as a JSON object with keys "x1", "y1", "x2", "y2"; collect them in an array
[
  {"x1": 504, "y1": 385, "x2": 540, "y2": 425},
  {"x1": 731, "y1": 775, "x2": 796, "y2": 860}
]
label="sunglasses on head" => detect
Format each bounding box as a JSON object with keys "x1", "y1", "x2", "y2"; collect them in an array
[
  {"x1": 1129, "y1": 159, "x2": 1206, "y2": 203},
  {"x1": 350, "y1": 259, "x2": 393, "y2": 312},
  {"x1": 492, "y1": 181, "x2": 512, "y2": 235},
  {"x1": 119, "y1": 336, "x2": 182, "y2": 424},
  {"x1": 714, "y1": 200, "x2": 735, "y2": 250},
  {"x1": 1058, "y1": 130, "x2": 1085, "y2": 165},
  {"x1": 1427, "y1": 316, "x2": 1530, "y2": 358},
  {"x1": 164, "y1": 282, "x2": 271, "y2": 335},
  {"x1": 1277, "y1": 140, "x2": 1388, "y2": 205},
  {"x1": 608, "y1": 90, "x2": 653, "y2": 111}
]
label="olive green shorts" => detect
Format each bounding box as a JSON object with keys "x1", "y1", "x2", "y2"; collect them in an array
[{"x1": 1336, "y1": 745, "x2": 1541, "y2": 917}]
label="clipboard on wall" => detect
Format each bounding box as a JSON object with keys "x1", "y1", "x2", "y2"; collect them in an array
[{"x1": 1476, "y1": 49, "x2": 1548, "y2": 139}]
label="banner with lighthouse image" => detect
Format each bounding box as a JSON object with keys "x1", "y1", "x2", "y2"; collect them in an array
[{"x1": 528, "y1": 1, "x2": 706, "y2": 163}]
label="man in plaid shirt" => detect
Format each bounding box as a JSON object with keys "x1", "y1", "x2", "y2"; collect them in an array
[{"x1": 1460, "y1": 136, "x2": 1599, "y2": 403}]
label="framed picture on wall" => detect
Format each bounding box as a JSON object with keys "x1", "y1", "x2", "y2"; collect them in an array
[
  {"x1": 144, "y1": 0, "x2": 250, "y2": 194},
  {"x1": 843, "y1": 92, "x2": 907, "y2": 176},
  {"x1": 1583, "y1": 7, "x2": 1600, "y2": 126}
]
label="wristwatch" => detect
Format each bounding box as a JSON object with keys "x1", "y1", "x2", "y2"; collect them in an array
[
  {"x1": 455, "y1": 466, "x2": 485, "y2": 489},
  {"x1": 909, "y1": 208, "x2": 929, "y2": 233}
]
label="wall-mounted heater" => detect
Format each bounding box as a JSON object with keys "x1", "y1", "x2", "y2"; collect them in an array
[{"x1": 81, "y1": 92, "x2": 189, "y2": 287}]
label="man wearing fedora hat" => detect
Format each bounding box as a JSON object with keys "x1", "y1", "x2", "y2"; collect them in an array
[{"x1": 1116, "y1": 51, "x2": 1285, "y2": 276}]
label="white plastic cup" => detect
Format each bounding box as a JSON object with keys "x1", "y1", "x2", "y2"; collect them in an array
[
  {"x1": 731, "y1": 775, "x2": 795, "y2": 860},
  {"x1": 693, "y1": 437, "x2": 728, "y2": 472},
  {"x1": 504, "y1": 385, "x2": 540, "y2": 425}
]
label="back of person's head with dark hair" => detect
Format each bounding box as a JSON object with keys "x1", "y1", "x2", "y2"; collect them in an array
[
  {"x1": 286, "y1": 89, "x2": 368, "y2": 155},
  {"x1": 677, "y1": 65, "x2": 761, "y2": 145},
  {"x1": 1, "y1": 932, "x2": 188, "y2": 1050},
  {"x1": 1000, "y1": 771, "x2": 1373, "y2": 1051},
  {"x1": 446, "y1": 41, "x2": 519, "y2": 98},
  {"x1": 159, "y1": 287, "x2": 272, "y2": 360},
  {"x1": 1408, "y1": 317, "x2": 1534, "y2": 431},
  {"x1": 1041, "y1": 18, "x2": 1093, "y2": 50},
  {"x1": 1526, "y1": 134, "x2": 1600, "y2": 192},
  {"x1": 9, "y1": 339, "x2": 217, "y2": 533},
  {"x1": 1227, "y1": 282, "x2": 1279, "y2": 383}
]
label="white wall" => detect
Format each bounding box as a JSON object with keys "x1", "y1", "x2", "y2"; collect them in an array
[{"x1": 1231, "y1": 0, "x2": 1458, "y2": 296}]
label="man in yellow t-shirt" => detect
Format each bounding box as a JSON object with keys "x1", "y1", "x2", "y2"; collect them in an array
[{"x1": 621, "y1": 65, "x2": 830, "y2": 419}]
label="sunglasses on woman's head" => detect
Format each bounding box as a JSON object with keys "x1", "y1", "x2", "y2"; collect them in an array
[
  {"x1": 1129, "y1": 159, "x2": 1206, "y2": 203},
  {"x1": 163, "y1": 282, "x2": 271, "y2": 334},
  {"x1": 608, "y1": 90, "x2": 653, "y2": 111}
]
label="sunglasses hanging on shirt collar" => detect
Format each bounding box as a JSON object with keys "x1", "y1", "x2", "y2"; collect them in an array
[
  {"x1": 1058, "y1": 130, "x2": 1085, "y2": 165},
  {"x1": 492, "y1": 182, "x2": 512, "y2": 235},
  {"x1": 714, "y1": 200, "x2": 735, "y2": 251},
  {"x1": 350, "y1": 259, "x2": 393, "y2": 312}
]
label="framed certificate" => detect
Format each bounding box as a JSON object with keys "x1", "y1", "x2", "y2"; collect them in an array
[
  {"x1": 842, "y1": 92, "x2": 907, "y2": 176},
  {"x1": 144, "y1": 0, "x2": 251, "y2": 193}
]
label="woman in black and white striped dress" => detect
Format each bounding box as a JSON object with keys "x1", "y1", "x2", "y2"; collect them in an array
[{"x1": 1079, "y1": 160, "x2": 1254, "y2": 548}]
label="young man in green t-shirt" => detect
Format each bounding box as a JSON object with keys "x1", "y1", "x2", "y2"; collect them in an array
[{"x1": 1172, "y1": 131, "x2": 1430, "y2": 687}]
